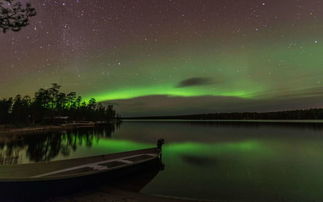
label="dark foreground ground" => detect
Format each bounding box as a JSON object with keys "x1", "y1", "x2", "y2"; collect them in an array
[{"x1": 47, "y1": 187, "x2": 194, "y2": 202}]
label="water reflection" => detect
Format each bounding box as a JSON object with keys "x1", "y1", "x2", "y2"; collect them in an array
[
  {"x1": 2, "y1": 120, "x2": 323, "y2": 201},
  {"x1": 0, "y1": 124, "x2": 118, "y2": 165},
  {"x1": 116, "y1": 121, "x2": 323, "y2": 201},
  {"x1": 181, "y1": 155, "x2": 217, "y2": 167}
]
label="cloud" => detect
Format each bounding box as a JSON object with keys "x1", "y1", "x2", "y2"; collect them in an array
[{"x1": 176, "y1": 77, "x2": 214, "y2": 88}]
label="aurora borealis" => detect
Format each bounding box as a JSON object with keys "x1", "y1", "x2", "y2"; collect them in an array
[{"x1": 1, "y1": 0, "x2": 323, "y2": 116}]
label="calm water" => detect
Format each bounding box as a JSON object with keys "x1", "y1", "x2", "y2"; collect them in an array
[{"x1": 2, "y1": 121, "x2": 323, "y2": 201}]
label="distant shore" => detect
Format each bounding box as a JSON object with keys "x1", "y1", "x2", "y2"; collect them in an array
[
  {"x1": 123, "y1": 119, "x2": 323, "y2": 123},
  {"x1": 124, "y1": 109, "x2": 323, "y2": 120}
]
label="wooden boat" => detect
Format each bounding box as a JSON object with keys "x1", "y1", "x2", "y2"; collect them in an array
[{"x1": 0, "y1": 139, "x2": 165, "y2": 199}]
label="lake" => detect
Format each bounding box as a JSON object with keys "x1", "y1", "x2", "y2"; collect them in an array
[{"x1": 1, "y1": 120, "x2": 323, "y2": 201}]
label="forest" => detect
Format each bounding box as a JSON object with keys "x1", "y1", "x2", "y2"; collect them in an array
[
  {"x1": 127, "y1": 109, "x2": 323, "y2": 120},
  {"x1": 0, "y1": 83, "x2": 117, "y2": 125}
]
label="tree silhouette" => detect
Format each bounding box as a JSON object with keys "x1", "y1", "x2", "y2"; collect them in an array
[
  {"x1": 0, "y1": 83, "x2": 118, "y2": 125},
  {"x1": 0, "y1": 0, "x2": 36, "y2": 33}
]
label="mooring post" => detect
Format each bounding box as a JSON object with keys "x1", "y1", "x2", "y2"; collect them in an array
[{"x1": 157, "y1": 139, "x2": 165, "y2": 151}]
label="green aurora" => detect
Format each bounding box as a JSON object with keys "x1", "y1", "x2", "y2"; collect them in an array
[
  {"x1": 2, "y1": 0, "x2": 323, "y2": 116},
  {"x1": 83, "y1": 36, "x2": 323, "y2": 104}
]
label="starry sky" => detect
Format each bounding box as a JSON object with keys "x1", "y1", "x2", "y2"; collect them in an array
[{"x1": 1, "y1": 0, "x2": 323, "y2": 116}]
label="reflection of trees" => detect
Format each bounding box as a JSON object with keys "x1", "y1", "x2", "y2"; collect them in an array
[
  {"x1": 0, "y1": 147, "x2": 21, "y2": 165},
  {"x1": 0, "y1": 123, "x2": 119, "y2": 164}
]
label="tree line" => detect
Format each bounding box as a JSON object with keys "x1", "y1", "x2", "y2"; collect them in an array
[
  {"x1": 126, "y1": 109, "x2": 323, "y2": 120},
  {"x1": 0, "y1": 83, "x2": 117, "y2": 125}
]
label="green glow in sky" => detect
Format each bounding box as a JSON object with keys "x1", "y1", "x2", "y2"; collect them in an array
[
  {"x1": 2, "y1": 8, "x2": 323, "y2": 115},
  {"x1": 81, "y1": 36, "x2": 323, "y2": 105},
  {"x1": 85, "y1": 85, "x2": 254, "y2": 102}
]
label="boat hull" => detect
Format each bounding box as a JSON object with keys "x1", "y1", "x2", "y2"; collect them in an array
[
  {"x1": 0, "y1": 158, "x2": 163, "y2": 199},
  {"x1": 0, "y1": 143, "x2": 165, "y2": 200}
]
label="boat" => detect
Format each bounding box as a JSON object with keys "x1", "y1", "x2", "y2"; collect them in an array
[{"x1": 0, "y1": 139, "x2": 165, "y2": 199}]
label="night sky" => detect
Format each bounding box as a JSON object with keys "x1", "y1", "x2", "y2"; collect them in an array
[{"x1": 1, "y1": 0, "x2": 323, "y2": 116}]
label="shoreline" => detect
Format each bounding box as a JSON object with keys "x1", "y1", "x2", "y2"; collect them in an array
[
  {"x1": 0, "y1": 122, "x2": 108, "y2": 136},
  {"x1": 2, "y1": 119, "x2": 323, "y2": 136},
  {"x1": 123, "y1": 119, "x2": 323, "y2": 123}
]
